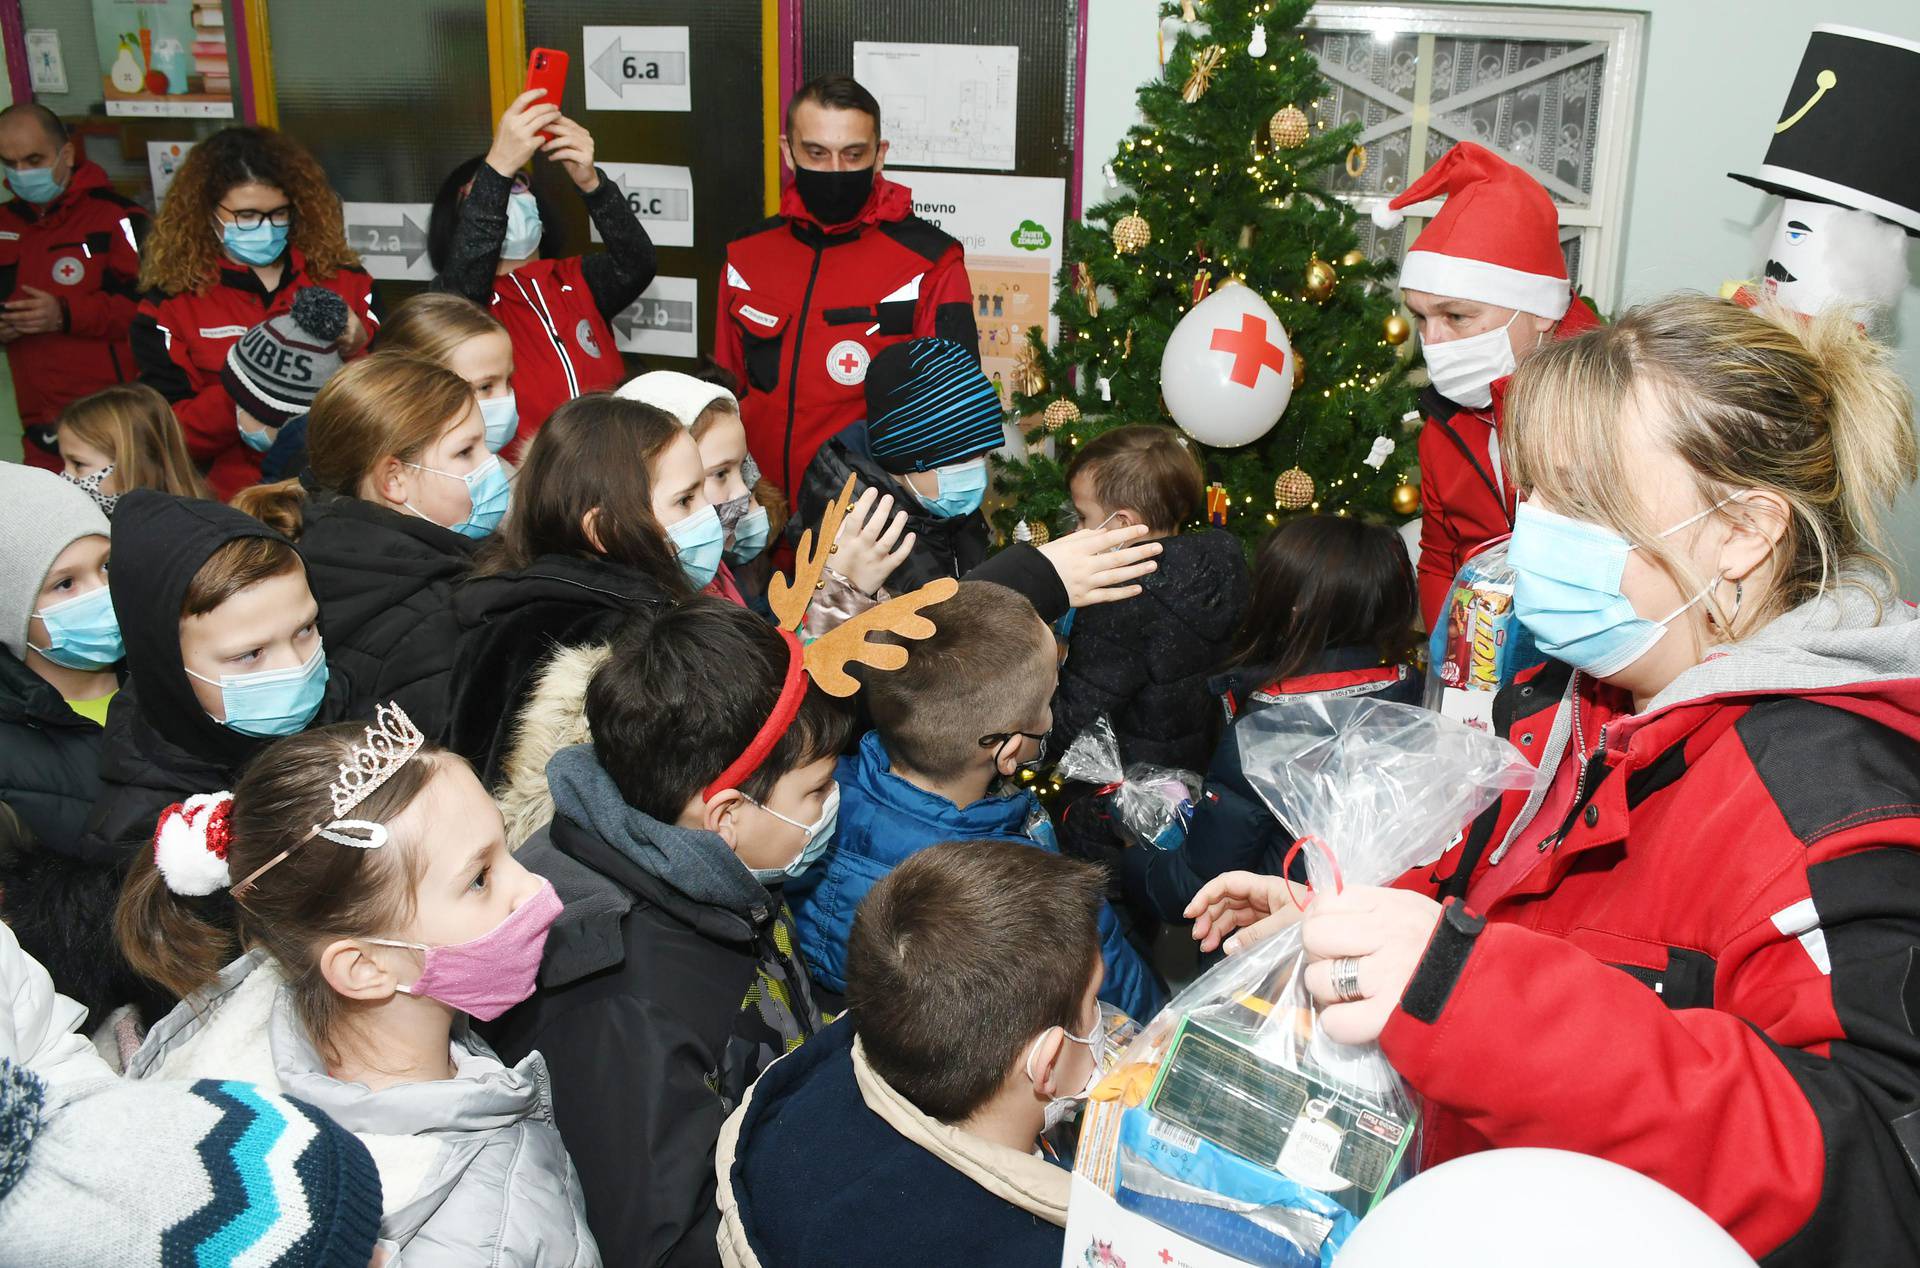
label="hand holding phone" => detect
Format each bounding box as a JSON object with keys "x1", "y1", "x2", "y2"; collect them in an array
[{"x1": 524, "y1": 48, "x2": 569, "y2": 139}]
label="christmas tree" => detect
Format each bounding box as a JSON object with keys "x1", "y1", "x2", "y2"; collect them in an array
[{"x1": 993, "y1": 0, "x2": 1422, "y2": 548}]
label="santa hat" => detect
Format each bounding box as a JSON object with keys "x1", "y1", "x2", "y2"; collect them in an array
[{"x1": 1374, "y1": 142, "x2": 1571, "y2": 319}]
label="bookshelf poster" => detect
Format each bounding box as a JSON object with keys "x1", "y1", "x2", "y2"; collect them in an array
[{"x1": 93, "y1": 0, "x2": 235, "y2": 118}]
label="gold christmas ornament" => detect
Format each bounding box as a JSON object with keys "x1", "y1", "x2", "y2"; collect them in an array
[
  {"x1": 1042, "y1": 398, "x2": 1082, "y2": 432},
  {"x1": 1274, "y1": 467, "x2": 1316, "y2": 510},
  {"x1": 1074, "y1": 262, "x2": 1099, "y2": 318},
  {"x1": 1027, "y1": 519, "x2": 1051, "y2": 546},
  {"x1": 1123, "y1": 328, "x2": 1133, "y2": 359},
  {"x1": 1345, "y1": 143, "x2": 1369, "y2": 177},
  {"x1": 1112, "y1": 213, "x2": 1151, "y2": 255},
  {"x1": 1182, "y1": 45, "x2": 1225, "y2": 103},
  {"x1": 1268, "y1": 106, "x2": 1310, "y2": 149},
  {"x1": 1292, "y1": 354, "x2": 1306, "y2": 389},
  {"x1": 1303, "y1": 257, "x2": 1337, "y2": 303},
  {"x1": 1010, "y1": 341, "x2": 1047, "y2": 397},
  {"x1": 1390, "y1": 481, "x2": 1420, "y2": 516},
  {"x1": 1339, "y1": 248, "x2": 1368, "y2": 270},
  {"x1": 1383, "y1": 312, "x2": 1412, "y2": 345}
]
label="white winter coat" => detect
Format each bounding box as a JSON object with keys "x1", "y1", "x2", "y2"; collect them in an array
[{"x1": 0, "y1": 918, "x2": 114, "y2": 1085}]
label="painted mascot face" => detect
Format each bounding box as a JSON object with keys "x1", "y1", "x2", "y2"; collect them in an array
[{"x1": 1764, "y1": 198, "x2": 1849, "y2": 314}]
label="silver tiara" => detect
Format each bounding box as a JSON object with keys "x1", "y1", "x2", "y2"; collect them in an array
[{"x1": 229, "y1": 702, "x2": 425, "y2": 898}]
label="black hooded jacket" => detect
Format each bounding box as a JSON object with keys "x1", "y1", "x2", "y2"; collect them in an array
[
  {"x1": 446, "y1": 552, "x2": 679, "y2": 788},
  {"x1": 793, "y1": 420, "x2": 990, "y2": 594},
  {"x1": 293, "y1": 484, "x2": 474, "y2": 737},
  {"x1": 0, "y1": 653, "x2": 107, "y2": 849},
  {"x1": 1047, "y1": 528, "x2": 1249, "y2": 773},
  {"x1": 79, "y1": 491, "x2": 342, "y2": 864}
]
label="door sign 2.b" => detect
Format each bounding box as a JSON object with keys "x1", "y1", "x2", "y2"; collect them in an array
[
  {"x1": 593, "y1": 164, "x2": 694, "y2": 249},
  {"x1": 583, "y1": 27, "x2": 691, "y2": 112},
  {"x1": 612, "y1": 276, "x2": 697, "y2": 359},
  {"x1": 341, "y1": 203, "x2": 434, "y2": 281}
]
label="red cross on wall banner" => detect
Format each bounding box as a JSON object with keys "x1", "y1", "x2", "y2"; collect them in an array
[{"x1": 1159, "y1": 282, "x2": 1297, "y2": 447}]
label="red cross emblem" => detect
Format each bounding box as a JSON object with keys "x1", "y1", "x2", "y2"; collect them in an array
[
  {"x1": 838, "y1": 350, "x2": 860, "y2": 374},
  {"x1": 825, "y1": 339, "x2": 870, "y2": 385},
  {"x1": 50, "y1": 255, "x2": 85, "y2": 287},
  {"x1": 1209, "y1": 312, "x2": 1288, "y2": 388},
  {"x1": 1159, "y1": 1251, "x2": 1175, "y2": 1265}
]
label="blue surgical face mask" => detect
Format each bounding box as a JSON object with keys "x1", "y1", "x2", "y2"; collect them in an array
[
  {"x1": 186, "y1": 644, "x2": 328, "y2": 738},
  {"x1": 238, "y1": 419, "x2": 275, "y2": 452},
  {"x1": 29, "y1": 584, "x2": 124, "y2": 671},
  {"x1": 668, "y1": 503, "x2": 726, "y2": 588},
  {"x1": 724, "y1": 502, "x2": 770, "y2": 564},
  {"x1": 4, "y1": 162, "x2": 65, "y2": 205},
  {"x1": 503, "y1": 192, "x2": 543, "y2": 260},
  {"x1": 478, "y1": 393, "x2": 519, "y2": 453},
  {"x1": 920, "y1": 456, "x2": 989, "y2": 519},
  {"x1": 221, "y1": 220, "x2": 290, "y2": 267},
  {"x1": 404, "y1": 455, "x2": 511, "y2": 539},
  {"x1": 747, "y1": 785, "x2": 840, "y2": 884},
  {"x1": 1508, "y1": 499, "x2": 1732, "y2": 679}
]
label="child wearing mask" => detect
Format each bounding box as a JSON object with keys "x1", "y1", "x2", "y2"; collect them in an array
[
  {"x1": 793, "y1": 336, "x2": 1003, "y2": 598},
  {"x1": 617, "y1": 370, "x2": 788, "y2": 602},
  {"x1": 119, "y1": 710, "x2": 597, "y2": 1265},
  {"x1": 48, "y1": 491, "x2": 338, "y2": 1020},
  {"x1": 130, "y1": 126, "x2": 376, "y2": 500},
  {"x1": 378, "y1": 292, "x2": 519, "y2": 455},
  {"x1": 429, "y1": 92, "x2": 655, "y2": 456},
  {"x1": 219, "y1": 285, "x2": 355, "y2": 477},
  {"x1": 488, "y1": 598, "x2": 850, "y2": 1268},
  {"x1": 448, "y1": 393, "x2": 704, "y2": 786},
  {"x1": 785, "y1": 581, "x2": 1163, "y2": 1021},
  {"x1": 233, "y1": 353, "x2": 492, "y2": 734},
  {"x1": 1128, "y1": 515, "x2": 1422, "y2": 926},
  {"x1": 718, "y1": 842, "x2": 1109, "y2": 1268},
  {"x1": 56, "y1": 383, "x2": 209, "y2": 511},
  {"x1": 0, "y1": 466, "x2": 119, "y2": 849}
]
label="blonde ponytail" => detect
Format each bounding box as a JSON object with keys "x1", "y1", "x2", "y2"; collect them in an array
[{"x1": 231, "y1": 478, "x2": 309, "y2": 539}]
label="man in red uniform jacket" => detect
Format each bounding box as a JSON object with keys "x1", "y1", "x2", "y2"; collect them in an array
[
  {"x1": 0, "y1": 105, "x2": 146, "y2": 471},
  {"x1": 1373, "y1": 142, "x2": 1600, "y2": 627},
  {"x1": 716, "y1": 75, "x2": 977, "y2": 504}
]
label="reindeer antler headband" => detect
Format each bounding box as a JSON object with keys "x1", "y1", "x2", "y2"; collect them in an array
[{"x1": 704, "y1": 475, "x2": 958, "y2": 799}]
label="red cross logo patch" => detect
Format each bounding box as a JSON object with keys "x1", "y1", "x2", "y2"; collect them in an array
[
  {"x1": 1209, "y1": 312, "x2": 1288, "y2": 388},
  {"x1": 50, "y1": 256, "x2": 85, "y2": 287},
  {"x1": 825, "y1": 339, "x2": 870, "y2": 386}
]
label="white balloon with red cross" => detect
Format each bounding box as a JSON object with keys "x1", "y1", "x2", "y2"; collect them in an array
[{"x1": 1158, "y1": 281, "x2": 1295, "y2": 448}]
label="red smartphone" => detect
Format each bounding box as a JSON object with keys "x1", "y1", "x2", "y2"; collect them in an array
[{"x1": 524, "y1": 47, "x2": 569, "y2": 139}]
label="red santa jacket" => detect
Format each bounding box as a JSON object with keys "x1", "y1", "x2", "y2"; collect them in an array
[
  {"x1": 0, "y1": 160, "x2": 147, "y2": 450},
  {"x1": 1382, "y1": 585, "x2": 1920, "y2": 1266},
  {"x1": 1416, "y1": 298, "x2": 1602, "y2": 626},
  {"x1": 130, "y1": 249, "x2": 376, "y2": 500},
  {"x1": 715, "y1": 175, "x2": 977, "y2": 502},
  {"x1": 487, "y1": 257, "x2": 625, "y2": 459}
]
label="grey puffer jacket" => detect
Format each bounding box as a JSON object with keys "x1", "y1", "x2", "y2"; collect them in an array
[{"x1": 128, "y1": 951, "x2": 599, "y2": 1267}]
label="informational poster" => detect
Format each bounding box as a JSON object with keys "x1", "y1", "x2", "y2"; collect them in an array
[
  {"x1": 92, "y1": 0, "x2": 234, "y2": 118},
  {"x1": 147, "y1": 140, "x2": 194, "y2": 203},
  {"x1": 591, "y1": 163, "x2": 695, "y2": 249},
  {"x1": 899, "y1": 171, "x2": 1065, "y2": 405},
  {"x1": 582, "y1": 26, "x2": 691, "y2": 113},
  {"x1": 340, "y1": 203, "x2": 434, "y2": 282},
  {"x1": 852, "y1": 42, "x2": 1019, "y2": 171},
  {"x1": 26, "y1": 30, "x2": 68, "y2": 95},
  {"x1": 611, "y1": 276, "x2": 698, "y2": 359}
]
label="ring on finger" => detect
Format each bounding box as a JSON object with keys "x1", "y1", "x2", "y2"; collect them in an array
[{"x1": 1331, "y1": 956, "x2": 1364, "y2": 1004}]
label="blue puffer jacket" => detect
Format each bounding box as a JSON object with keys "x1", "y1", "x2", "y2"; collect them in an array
[{"x1": 788, "y1": 732, "x2": 1165, "y2": 1020}]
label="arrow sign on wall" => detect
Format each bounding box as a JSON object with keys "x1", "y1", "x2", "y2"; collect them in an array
[
  {"x1": 346, "y1": 213, "x2": 428, "y2": 268},
  {"x1": 611, "y1": 276, "x2": 698, "y2": 357},
  {"x1": 340, "y1": 203, "x2": 436, "y2": 281},
  {"x1": 582, "y1": 26, "x2": 692, "y2": 112},
  {"x1": 589, "y1": 41, "x2": 689, "y2": 92}
]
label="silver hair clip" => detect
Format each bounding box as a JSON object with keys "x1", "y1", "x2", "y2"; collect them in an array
[{"x1": 230, "y1": 702, "x2": 425, "y2": 898}]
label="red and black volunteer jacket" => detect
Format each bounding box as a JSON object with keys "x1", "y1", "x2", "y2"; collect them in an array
[
  {"x1": 715, "y1": 176, "x2": 977, "y2": 503},
  {"x1": 1416, "y1": 298, "x2": 1602, "y2": 627},
  {"x1": 433, "y1": 164, "x2": 657, "y2": 459},
  {"x1": 1382, "y1": 593, "x2": 1920, "y2": 1265},
  {"x1": 130, "y1": 249, "x2": 376, "y2": 501},
  {"x1": 0, "y1": 160, "x2": 146, "y2": 462}
]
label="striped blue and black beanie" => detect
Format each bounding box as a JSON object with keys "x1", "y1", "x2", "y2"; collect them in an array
[
  {"x1": 0, "y1": 1060, "x2": 383, "y2": 1267},
  {"x1": 864, "y1": 337, "x2": 1005, "y2": 474},
  {"x1": 220, "y1": 286, "x2": 352, "y2": 426}
]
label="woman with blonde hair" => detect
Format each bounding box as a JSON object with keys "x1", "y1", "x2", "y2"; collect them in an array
[
  {"x1": 377, "y1": 291, "x2": 521, "y2": 454},
  {"x1": 232, "y1": 352, "x2": 487, "y2": 736},
  {"x1": 129, "y1": 126, "x2": 376, "y2": 500},
  {"x1": 1189, "y1": 292, "x2": 1920, "y2": 1266},
  {"x1": 55, "y1": 382, "x2": 209, "y2": 511}
]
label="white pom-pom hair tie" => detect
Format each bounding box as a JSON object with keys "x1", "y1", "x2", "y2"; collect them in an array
[{"x1": 152, "y1": 792, "x2": 236, "y2": 896}]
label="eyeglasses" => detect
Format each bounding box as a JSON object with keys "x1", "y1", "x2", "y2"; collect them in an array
[{"x1": 218, "y1": 204, "x2": 294, "y2": 230}]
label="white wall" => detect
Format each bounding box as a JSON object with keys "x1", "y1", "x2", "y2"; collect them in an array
[{"x1": 1082, "y1": 0, "x2": 1920, "y2": 592}]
